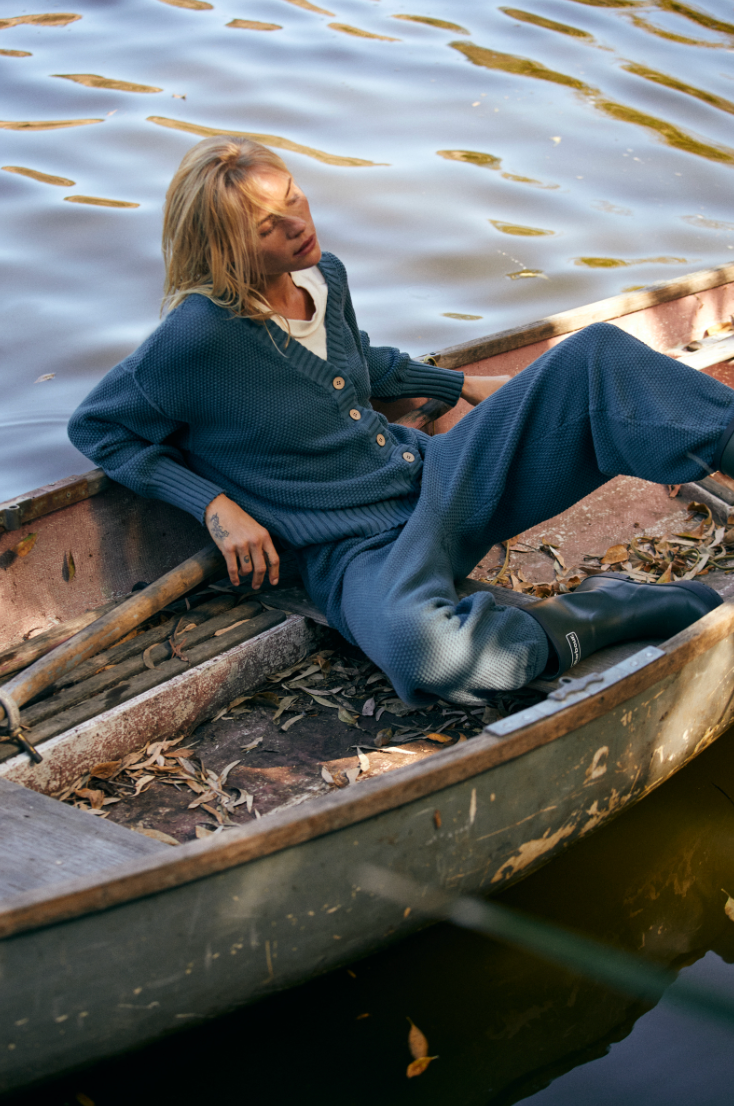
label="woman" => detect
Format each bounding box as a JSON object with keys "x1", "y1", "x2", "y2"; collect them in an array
[{"x1": 69, "y1": 136, "x2": 734, "y2": 707}]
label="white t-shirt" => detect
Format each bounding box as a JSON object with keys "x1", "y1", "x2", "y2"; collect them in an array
[{"x1": 271, "y1": 266, "x2": 328, "y2": 360}]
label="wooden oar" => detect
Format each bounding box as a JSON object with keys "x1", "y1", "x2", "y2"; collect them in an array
[{"x1": 0, "y1": 543, "x2": 225, "y2": 761}]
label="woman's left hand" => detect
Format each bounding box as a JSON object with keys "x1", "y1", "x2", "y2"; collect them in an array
[{"x1": 461, "y1": 375, "x2": 511, "y2": 406}]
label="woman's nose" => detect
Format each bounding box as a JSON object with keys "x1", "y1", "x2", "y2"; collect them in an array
[{"x1": 284, "y1": 216, "x2": 307, "y2": 237}]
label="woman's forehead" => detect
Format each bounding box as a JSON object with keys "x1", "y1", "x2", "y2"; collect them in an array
[{"x1": 250, "y1": 169, "x2": 294, "y2": 213}]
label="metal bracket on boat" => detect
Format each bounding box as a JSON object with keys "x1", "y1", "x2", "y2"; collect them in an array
[
  {"x1": 0, "y1": 690, "x2": 43, "y2": 763},
  {"x1": 483, "y1": 645, "x2": 665, "y2": 740}
]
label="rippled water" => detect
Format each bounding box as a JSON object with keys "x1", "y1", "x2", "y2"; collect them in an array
[{"x1": 2, "y1": 0, "x2": 734, "y2": 498}]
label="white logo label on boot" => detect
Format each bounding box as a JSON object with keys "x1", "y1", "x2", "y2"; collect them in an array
[{"x1": 566, "y1": 631, "x2": 581, "y2": 666}]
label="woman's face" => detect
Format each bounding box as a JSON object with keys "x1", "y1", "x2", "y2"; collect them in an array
[{"x1": 250, "y1": 169, "x2": 322, "y2": 278}]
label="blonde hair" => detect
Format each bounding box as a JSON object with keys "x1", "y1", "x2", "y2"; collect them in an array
[{"x1": 162, "y1": 135, "x2": 290, "y2": 319}]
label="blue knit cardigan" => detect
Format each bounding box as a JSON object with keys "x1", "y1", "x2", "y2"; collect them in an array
[{"x1": 68, "y1": 252, "x2": 464, "y2": 549}]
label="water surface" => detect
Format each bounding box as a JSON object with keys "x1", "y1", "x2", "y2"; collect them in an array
[{"x1": 2, "y1": 0, "x2": 734, "y2": 498}]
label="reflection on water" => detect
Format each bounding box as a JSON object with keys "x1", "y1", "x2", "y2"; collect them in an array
[
  {"x1": 2, "y1": 165, "x2": 75, "y2": 185},
  {"x1": 574, "y1": 253, "x2": 687, "y2": 265},
  {"x1": 2, "y1": 0, "x2": 734, "y2": 502},
  {"x1": 11, "y1": 727, "x2": 734, "y2": 1106}
]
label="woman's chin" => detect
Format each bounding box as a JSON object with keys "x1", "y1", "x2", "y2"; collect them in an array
[{"x1": 293, "y1": 239, "x2": 322, "y2": 270}]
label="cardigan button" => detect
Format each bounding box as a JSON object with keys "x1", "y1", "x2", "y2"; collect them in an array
[
  {"x1": 402, "y1": 451, "x2": 415, "y2": 463},
  {"x1": 376, "y1": 433, "x2": 386, "y2": 447},
  {"x1": 349, "y1": 409, "x2": 361, "y2": 421},
  {"x1": 333, "y1": 376, "x2": 345, "y2": 390}
]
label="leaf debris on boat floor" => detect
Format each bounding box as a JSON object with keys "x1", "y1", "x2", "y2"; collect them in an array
[{"x1": 54, "y1": 646, "x2": 544, "y2": 842}]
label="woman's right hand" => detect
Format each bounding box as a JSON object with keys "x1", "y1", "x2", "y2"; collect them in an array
[{"x1": 204, "y1": 494, "x2": 280, "y2": 589}]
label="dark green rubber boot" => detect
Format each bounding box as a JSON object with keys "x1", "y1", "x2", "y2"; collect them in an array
[{"x1": 525, "y1": 571, "x2": 722, "y2": 678}]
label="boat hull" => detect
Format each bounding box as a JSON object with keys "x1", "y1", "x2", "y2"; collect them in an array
[{"x1": 2, "y1": 624, "x2": 733, "y2": 1092}]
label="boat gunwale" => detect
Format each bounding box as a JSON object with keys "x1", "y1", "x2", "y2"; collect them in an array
[
  {"x1": 427, "y1": 261, "x2": 734, "y2": 369},
  {"x1": 0, "y1": 595, "x2": 732, "y2": 942}
]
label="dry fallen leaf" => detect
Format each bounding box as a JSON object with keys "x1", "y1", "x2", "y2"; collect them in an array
[
  {"x1": 13, "y1": 532, "x2": 38, "y2": 558},
  {"x1": 142, "y1": 644, "x2": 160, "y2": 670},
  {"x1": 241, "y1": 736, "x2": 263, "y2": 752},
  {"x1": 214, "y1": 618, "x2": 249, "y2": 636},
  {"x1": 425, "y1": 732, "x2": 453, "y2": 744},
  {"x1": 34, "y1": 373, "x2": 55, "y2": 383},
  {"x1": 281, "y1": 712, "x2": 305, "y2": 731},
  {"x1": 135, "y1": 826, "x2": 180, "y2": 845},
  {"x1": 74, "y1": 787, "x2": 104, "y2": 809},
  {"x1": 321, "y1": 765, "x2": 335, "y2": 784},
  {"x1": 195, "y1": 825, "x2": 215, "y2": 839},
  {"x1": 338, "y1": 706, "x2": 360, "y2": 727},
  {"x1": 345, "y1": 766, "x2": 361, "y2": 785},
  {"x1": 361, "y1": 696, "x2": 376, "y2": 716},
  {"x1": 601, "y1": 543, "x2": 628, "y2": 565},
  {"x1": 357, "y1": 749, "x2": 370, "y2": 773},
  {"x1": 433, "y1": 810, "x2": 442, "y2": 829},
  {"x1": 88, "y1": 760, "x2": 121, "y2": 779}
]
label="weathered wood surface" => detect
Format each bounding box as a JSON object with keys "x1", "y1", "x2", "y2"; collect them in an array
[
  {"x1": 0, "y1": 614, "x2": 326, "y2": 796},
  {"x1": 1, "y1": 620, "x2": 734, "y2": 1093},
  {"x1": 0, "y1": 482, "x2": 211, "y2": 648},
  {"x1": 0, "y1": 778, "x2": 163, "y2": 898}
]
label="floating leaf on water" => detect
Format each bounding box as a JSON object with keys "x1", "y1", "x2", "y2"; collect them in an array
[
  {"x1": 0, "y1": 49, "x2": 32, "y2": 56},
  {"x1": 407, "y1": 1056, "x2": 437, "y2": 1078},
  {"x1": 13, "y1": 532, "x2": 37, "y2": 558},
  {"x1": 227, "y1": 19, "x2": 282, "y2": 30},
  {"x1": 328, "y1": 22, "x2": 400, "y2": 40},
  {"x1": 723, "y1": 890, "x2": 734, "y2": 922},
  {"x1": 408, "y1": 1018, "x2": 429, "y2": 1059}
]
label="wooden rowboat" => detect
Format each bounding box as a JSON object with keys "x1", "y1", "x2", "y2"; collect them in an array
[{"x1": 2, "y1": 263, "x2": 734, "y2": 1093}]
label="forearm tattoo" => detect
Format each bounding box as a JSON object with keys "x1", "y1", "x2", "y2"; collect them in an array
[{"x1": 208, "y1": 513, "x2": 229, "y2": 540}]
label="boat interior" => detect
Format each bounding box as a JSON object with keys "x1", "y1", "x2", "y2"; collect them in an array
[{"x1": 2, "y1": 275, "x2": 734, "y2": 902}]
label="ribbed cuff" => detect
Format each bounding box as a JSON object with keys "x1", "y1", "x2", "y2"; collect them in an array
[
  {"x1": 147, "y1": 456, "x2": 224, "y2": 524},
  {"x1": 403, "y1": 360, "x2": 465, "y2": 406}
]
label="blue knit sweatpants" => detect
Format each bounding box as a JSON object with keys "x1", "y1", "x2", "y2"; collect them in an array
[{"x1": 299, "y1": 323, "x2": 734, "y2": 706}]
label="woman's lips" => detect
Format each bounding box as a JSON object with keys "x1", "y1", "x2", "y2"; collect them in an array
[{"x1": 294, "y1": 233, "x2": 316, "y2": 257}]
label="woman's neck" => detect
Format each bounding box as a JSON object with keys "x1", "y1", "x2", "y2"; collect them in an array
[{"x1": 264, "y1": 272, "x2": 315, "y2": 321}]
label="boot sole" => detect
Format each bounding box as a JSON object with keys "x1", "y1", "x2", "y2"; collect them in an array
[{"x1": 589, "y1": 571, "x2": 722, "y2": 613}]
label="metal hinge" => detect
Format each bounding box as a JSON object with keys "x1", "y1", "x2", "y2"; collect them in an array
[{"x1": 484, "y1": 645, "x2": 664, "y2": 740}]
